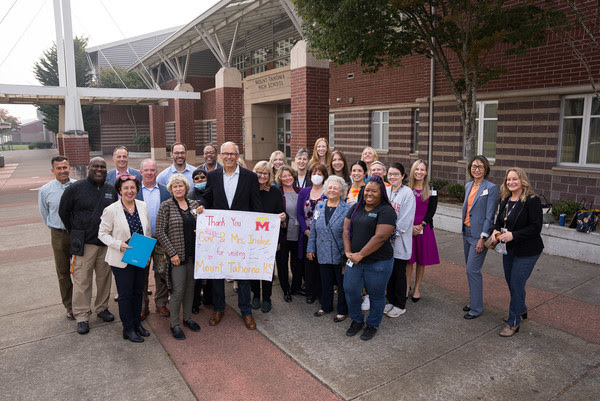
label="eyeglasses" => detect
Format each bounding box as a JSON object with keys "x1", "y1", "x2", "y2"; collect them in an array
[
  {"x1": 204, "y1": 151, "x2": 216, "y2": 155},
  {"x1": 471, "y1": 165, "x2": 485, "y2": 171},
  {"x1": 119, "y1": 175, "x2": 137, "y2": 181},
  {"x1": 173, "y1": 151, "x2": 186, "y2": 156},
  {"x1": 387, "y1": 172, "x2": 401, "y2": 177},
  {"x1": 221, "y1": 152, "x2": 238, "y2": 158},
  {"x1": 256, "y1": 171, "x2": 269, "y2": 176}
]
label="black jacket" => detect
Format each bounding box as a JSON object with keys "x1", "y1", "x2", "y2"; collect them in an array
[
  {"x1": 59, "y1": 177, "x2": 118, "y2": 246},
  {"x1": 204, "y1": 167, "x2": 263, "y2": 212},
  {"x1": 494, "y1": 194, "x2": 544, "y2": 257}
]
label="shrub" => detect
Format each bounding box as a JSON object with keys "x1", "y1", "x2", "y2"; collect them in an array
[
  {"x1": 133, "y1": 133, "x2": 150, "y2": 151},
  {"x1": 447, "y1": 183, "x2": 465, "y2": 203},
  {"x1": 430, "y1": 179, "x2": 449, "y2": 192},
  {"x1": 29, "y1": 141, "x2": 53, "y2": 149},
  {"x1": 552, "y1": 199, "x2": 580, "y2": 219}
]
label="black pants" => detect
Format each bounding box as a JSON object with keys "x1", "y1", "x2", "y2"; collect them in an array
[
  {"x1": 276, "y1": 240, "x2": 303, "y2": 294},
  {"x1": 193, "y1": 279, "x2": 213, "y2": 308},
  {"x1": 250, "y1": 278, "x2": 273, "y2": 302},
  {"x1": 320, "y1": 263, "x2": 348, "y2": 314},
  {"x1": 111, "y1": 265, "x2": 144, "y2": 332},
  {"x1": 302, "y1": 235, "x2": 321, "y2": 299},
  {"x1": 386, "y1": 258, "x2": 408, "y2": 309}
]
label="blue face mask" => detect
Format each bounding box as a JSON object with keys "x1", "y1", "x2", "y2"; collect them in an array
[{"x1": 194, "y1": 182, "x2": 206, "y2": 191}]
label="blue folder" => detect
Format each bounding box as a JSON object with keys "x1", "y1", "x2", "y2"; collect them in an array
[{"x1": 121, "y1": 233, "x2": 157, "y2": 268}]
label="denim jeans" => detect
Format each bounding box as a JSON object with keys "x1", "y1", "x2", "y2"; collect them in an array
[
  {"x1": 212, "y1": 279, "x2": 252, "y2": 316},
  {"x1": 344, "y1": 258, "x2": 393, "y2": 329},
  {"x1": 503, "y1": 252, "x2": 540, "y2": 326}
]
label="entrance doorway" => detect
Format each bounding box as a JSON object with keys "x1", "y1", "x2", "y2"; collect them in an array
[{"x1": 277, "y1": 103, "x2": 291, "y2": 159}]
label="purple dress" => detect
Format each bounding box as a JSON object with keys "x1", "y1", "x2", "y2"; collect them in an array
[{"x1": 408, "y1": 189, "x2": 440, "y2": 266}]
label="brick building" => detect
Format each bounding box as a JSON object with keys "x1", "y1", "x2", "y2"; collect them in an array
[{"x1": 123, "y1": 0, "x2": 599, "y2": 205}]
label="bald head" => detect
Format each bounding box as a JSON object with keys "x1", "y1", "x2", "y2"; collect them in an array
[{"x1": 88, "y1": 157, "x2": 107, "y2": 185}]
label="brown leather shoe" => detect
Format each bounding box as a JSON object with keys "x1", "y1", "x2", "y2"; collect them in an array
[
  {"x1": 140, "y1": 308, "x2": 150, "y2": 321},
  {"x1": 155, "y1": 306, "x2": 170, "y2": 317},
  {"x1": 209, "y1": 312, "x2": 224, "y2": 326},
  {"x1": 243, "y1": 315, "x2": 256, "y2": 330}
]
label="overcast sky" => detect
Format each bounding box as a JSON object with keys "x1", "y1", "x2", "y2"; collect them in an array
[{"x1": 0, "y1": 0, "x2": 218, "y2": 123}]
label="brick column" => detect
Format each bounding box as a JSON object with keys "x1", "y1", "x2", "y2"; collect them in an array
[
  {"x1": 215, "y1": 67, "x2": 243, "y2": 152},
  {"x1": 149, "y1": 105, "x2": 166, "y2": 161},
  {"x1": 290, "y1": 40, "x2": 330, "y2": 156},
  {"x1": 62, "y1": 133, "x2": 90, "y2": 179},
  {"x1": 174, "y1": 99, "x2": 196, "y2": 159}
]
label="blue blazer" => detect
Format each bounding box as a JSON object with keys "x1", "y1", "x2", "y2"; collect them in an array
[
  {"x1": 106, "y1": 168, "x2": 142, "y2": 186},
  {"x1": 306, "y1": 200, "x2": 351, "y2": 265},
  {"x1": 462, "y1": 178, "x2": 498, "y2": 241},
  {"x1": 135, "y1": 183, "x2": 170, "y2": 203}
]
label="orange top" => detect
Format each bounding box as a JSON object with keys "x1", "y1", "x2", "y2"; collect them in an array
[{"x1": 464, "y1": 185, "x2": 479, "y2": 227}]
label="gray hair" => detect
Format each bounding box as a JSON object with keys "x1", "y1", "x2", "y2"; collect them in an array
[
  {"x1": 166, "y1": 173, "x2": 190, "y2": 193},
  {"x1": 295, "y1": 148, "x2": 309, "y2": 158},
  {"x1": 323, "y1": 175, "x2": 348, "y2": 199},
  {"x1": 220, "y1": 141, "x2": 240, "y2": 154},
  {"x1": 371, "y1": 160, "x2": 386, "y2": 171},
  {"x1": 139, "y1": 158, "x2": 156, "y2": 170}
]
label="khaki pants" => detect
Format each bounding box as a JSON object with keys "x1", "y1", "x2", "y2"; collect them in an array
[
  {"x1": 72, "y1": 244, "x2": 112, "y2": 323},
  {"x1": 50, "y1": 228, "x2": 73, "y2": 310}
]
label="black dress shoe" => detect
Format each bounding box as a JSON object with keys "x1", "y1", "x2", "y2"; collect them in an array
[
  {"x1": 77, "y1": 321, "x2": 89, "y2": 335},
  {"x1": 283, "y1": 292, "x2": 292, "y2": 303},
  {"x1": 170, "y1": 325, "x2": 186, "y2": 340},
  {"x1": 463, "y1": 305, "x2": 471, "y2": 312},
  {"x1": 464, "y1": 313, "x2": 479, "y2": 319},
  {"x1": 135, "y1": 324, "x2": 150, "y2": 337},
  {"x1": 123, "y1": 329, "x2": 144, "y2": 343},
  {"x1": 183, "y1": 319, "x2": 201, "y2": 332},
  {"x1": 306, "y1": 296, "x2": 315, "y2": 304}
]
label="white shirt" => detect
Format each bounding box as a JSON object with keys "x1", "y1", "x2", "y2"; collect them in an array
[{"x1": 223, "y1": 165, "x2": 240, "y2": 208}]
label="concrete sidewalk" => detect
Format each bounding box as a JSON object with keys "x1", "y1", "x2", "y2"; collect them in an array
[{"x1": 1, "y1": 149, "x2": 599, "y2": 401}]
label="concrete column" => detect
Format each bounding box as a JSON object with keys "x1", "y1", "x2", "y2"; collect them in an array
[
  {"x1": 290, "y1": 40, "x2": 330, "y2": 156},
  {"x1": 174, "y1": 99, "x2": 196, "y2": 159},
  {"x1": 149, "y1": 105, "x2": 166, "y2": 161},
  {"x1": 215, "y1": 67, "x2": 243, "y2": 152}
]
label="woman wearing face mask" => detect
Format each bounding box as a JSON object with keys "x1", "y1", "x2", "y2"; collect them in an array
[
  {"x1": 309, "y1": 138, "x2": 332, "y2": 168},
  {"x1": 297, "y1": 163, "x2": 329, "y2": 304},
  {"x1": 251, "y1": 161, "x2": 286, "y2": 313},
  {"x1": 329, "y1": 150, "x2": 351, "y2": 185},
  {"x1": 347, "y1": 160, "x2": 367, "y2": 205},
  {"x1": 188, "y1": 168, "x2": 209, "y2": 314}
]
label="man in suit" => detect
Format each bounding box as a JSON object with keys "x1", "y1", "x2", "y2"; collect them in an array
[
  {"x1": 136, "y1": 159, "x2": 171, "y2": 319},
  {"x1": 204, "y1": 141, "x2": 263, "y2": 330},
  {"x1": 106, "y1": 146, "x2": 142, "y2": 185}
]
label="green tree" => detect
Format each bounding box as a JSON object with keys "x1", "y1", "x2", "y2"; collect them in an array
[
  {"x1": 33, "y1": 36, "x2": 98, "y2": 135},
  {"x1": 294, "y1": 0, "x2": 564, "y2": 174}
]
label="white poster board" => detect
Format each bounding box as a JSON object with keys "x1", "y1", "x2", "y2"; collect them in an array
[{"x1": 194, "y1": 210, "x2": 280, "y2": 281}]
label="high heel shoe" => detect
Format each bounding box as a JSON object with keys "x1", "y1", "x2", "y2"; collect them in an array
[
  {"x1": 135, "y1": 324, "x2": 150, "y2": 337},
  {"x1": 503, "y1": 311, "x2": 527, "y2": 324},
  {"x1": 499, "y1": 324, "x2": 520, "y2": 337},
  {"x1": 123, "y1": 329, "x2": 144, "y2": 343}
]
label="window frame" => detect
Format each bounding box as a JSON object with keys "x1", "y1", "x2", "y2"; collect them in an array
[
  {"x1": 559, "y1": 94, "x2": 600, "y2": 167},
  {"x1": 329, "y1": 113, "x2": 335, "y2": 148},
  {"x1": 371, "y1": 110, "x2": 389, "y2": 152},
  {"x1": 412, "y1": 108, "x2": 419, "y2": 153},
  {"x1": 472, "y1": 100, "x2": 498, "y2": 161}
]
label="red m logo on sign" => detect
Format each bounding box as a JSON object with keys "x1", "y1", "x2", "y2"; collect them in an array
[{"x1": 256, "y1": 217, "x2": 269, "y2": 231}]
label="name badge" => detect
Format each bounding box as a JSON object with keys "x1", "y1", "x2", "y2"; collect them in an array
[
  {"x1": 481, "y1": 189, "x2": 489, "y2": 196},
  {"x1": 104, "y1": 193, "x2": 113, "y2": 199},
  {"x1": 368, "y1": 212, "x2": 377, "y2": 218},
  {"x1": 431, "y1": 189, "x2": 437, "y2": 196}
]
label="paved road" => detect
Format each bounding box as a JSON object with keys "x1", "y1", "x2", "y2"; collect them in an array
[{"x1": 1, "y1": 149, "x2": 598, "y2": 401}]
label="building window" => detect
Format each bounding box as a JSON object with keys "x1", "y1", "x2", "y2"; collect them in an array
[
  {"x1": 251, "y1": 48, "x2": 268, "y2": 74},
  {"x1": 473, "y1": 101, "x2": 498, "y2": 160},
  {"x1": 371, "y1": 110, "x2": 389, "y2": 151},
  {"x1": 274, "y1": 38, "x2": 294, "y2": 68},
  {"x1": 207, "y1": 121, "x2": 214, "y2": 144},
  {"x1": 232, "y1": 55, "x2": 246, "y2": 78},
  {"x1": 412, "y1": 108, "x2": 419, "y2": 153},
  {"x1": 329, "y1": 113, "x2": 335, "y2": 148},
  {"x1": 560, "y1": 95, "x2": 600, "y2": 166}
]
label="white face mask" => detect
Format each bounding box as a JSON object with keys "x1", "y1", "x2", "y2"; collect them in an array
[{"x1": 311, "y1": 174, "x2": 324, "y2": 186}]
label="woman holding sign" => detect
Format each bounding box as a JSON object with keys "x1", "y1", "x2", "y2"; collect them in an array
[
  {"x1": 156, "y1": 174, "x2": 203, "y2": 340},
  {"x1": 99, "y1": 175, "x2": 152, "y2": 343},
  {"x1": 251, "y1": 161, "x2": 286, "y2": 313}
]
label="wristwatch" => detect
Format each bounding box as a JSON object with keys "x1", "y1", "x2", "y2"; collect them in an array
[{"x1": 421, "y1": 222, "x2": 427, "y2": 228}]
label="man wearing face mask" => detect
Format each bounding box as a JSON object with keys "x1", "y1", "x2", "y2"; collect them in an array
[{"x1": 136, "y1": 159, "x2": 171, "y2": 319}]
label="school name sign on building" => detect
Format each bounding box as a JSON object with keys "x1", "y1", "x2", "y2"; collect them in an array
[{"x1": 194, "y1": 210, "x2": 280, "y2": 281}]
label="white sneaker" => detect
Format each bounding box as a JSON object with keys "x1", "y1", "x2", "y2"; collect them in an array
[
  {"x1": 383, "y1": 303, "x2": 394, "y2": 315},
  {"x1": 387, "y1": 306, "x2": 406, "y2": 318},
  {"x1": 361, "y1": 295, "x2": 370, "y2": 311}
]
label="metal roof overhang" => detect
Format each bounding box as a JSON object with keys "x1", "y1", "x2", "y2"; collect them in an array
[
  {"x1": 0, "y1": 84, "x2": 200, "y2": 106},
  {"x1": 128, "y1": 0, "x2": 302, "y2": 71}
]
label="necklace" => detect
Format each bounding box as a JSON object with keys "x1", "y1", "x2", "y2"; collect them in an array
[{"x1": 121, "y1": 200, "x2": 135, "y2": 213}]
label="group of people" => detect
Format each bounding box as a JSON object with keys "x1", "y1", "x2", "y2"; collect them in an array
[{"x1": 38, "y1": 136, "x2": 543, "y2": 343}]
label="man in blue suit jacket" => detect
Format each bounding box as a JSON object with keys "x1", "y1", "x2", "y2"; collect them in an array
[
  {"x1": 203, "y1": 141, "x2": 263, "y2": 330},
  {"x1": 106, "y1": 146, "x2": 142, "y2": 185},
  {"x1": 136, "y1": 158, "x2": 171, "y2": 319}
]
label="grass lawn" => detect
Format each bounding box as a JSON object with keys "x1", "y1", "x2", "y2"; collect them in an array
[{"x1": 1, "y1": 144, "x2": 31, "y2": 150}]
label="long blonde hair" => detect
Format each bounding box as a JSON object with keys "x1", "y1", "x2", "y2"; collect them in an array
[
  {"x1": 409, "y1": 159, "x2": 430, "y2": 201},
  {"x1": 501, "y1": 167, "x2": 536, "y2": 202}
]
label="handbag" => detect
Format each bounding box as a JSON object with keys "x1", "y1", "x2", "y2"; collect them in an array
[
  {"x1": 152, "y1": 246, "x2": 170, "y2": 274},
  {"x1": 539, "y1": 194, "x2": 554, "y2": 224},
  {"x1": 69, "y1": 229, "x2": 85, "y2": 256},
  {"x1": 574, "y1": 209, "x2": 600, "y2": 234}
]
